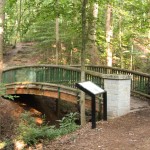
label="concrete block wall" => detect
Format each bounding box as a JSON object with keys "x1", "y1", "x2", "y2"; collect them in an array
[{"x1": 103, "y1": 74, "x2": 131, "y2": 119}]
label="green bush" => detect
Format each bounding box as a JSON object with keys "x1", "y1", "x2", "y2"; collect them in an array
[
  {"x1": 0, "y1": 83, "x2": 17, "y2": 100},
  {"x1": 58, "y1": 112, "x2": 79, "y2": 134},
  {"x1": 17, "y1": 112, "x2": 79, "y2": 145}
]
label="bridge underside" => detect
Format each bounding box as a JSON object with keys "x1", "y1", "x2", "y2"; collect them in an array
[{"x1": 5, "y1": 82, "x2": 100, "y2": 111}]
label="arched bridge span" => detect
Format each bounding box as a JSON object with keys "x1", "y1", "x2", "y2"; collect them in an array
[{"x1": 5, "y1": 82, "x2": 96, "y2": 110}]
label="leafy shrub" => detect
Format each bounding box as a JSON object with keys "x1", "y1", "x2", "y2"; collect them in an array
[
  {"x1": 17, "y1": 112, "x2": 79, "y2": 145},
  {"x1": 0, "y1": 83, "x2": 17, "y2": 100},
  {"x1": 58, "y1": 112, "x2": 79, "y2": 134}
]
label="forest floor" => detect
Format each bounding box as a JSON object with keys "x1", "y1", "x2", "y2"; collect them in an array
[{"x1": 1, "y1": 43, "x2": 150, "y2": 150}]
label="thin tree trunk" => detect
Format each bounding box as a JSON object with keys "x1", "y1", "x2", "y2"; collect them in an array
[
  {"x1": 80, "y1": 0, "x2": 88, "y2": 126},
  {"x1": 55, "y1": 0, "x2": 59, "y2": 65},
  {"x1": 148, "y1": 30, "x2": 150, "y2": 47},
  {"x1": 0, "y1": 0, "x2": 4, "y2": 136},
  {"x1": 70, "y1": 0, "x2": 77, "y2": 65},
  {"x1": 87, "y1": 2, "x2": 99, "y2": 64},
  {"x1": 70, "y1": 41, "x2": 73, "y2": 65},
  {"x1": 13, "y1": 0, "x2": 22, "y2": 47},
  {"x1": 19, "y1": 0, "x2": 22, "y2": 41},
  {"x1": 119, "y1": 15, "x2": 124, "y2": 69},
  {"x1": 0, "y1": 0, "x2": 4, "y2": 81},
  {"x1": 130, "y1": 44, "x2": 133, "y2": 70},
  {"x1": 106, "y1": 4, "x2": 113, "y2": 67}
]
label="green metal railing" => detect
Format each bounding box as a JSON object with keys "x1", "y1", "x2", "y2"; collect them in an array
[
  {"x1": 2, "y1": 65, "x2": 104, "y2": 89},
  {"x1": 85, "y1": 65, "x2": 150, "y2": 97},
  {"x1": 2, "y1": 65, "x2": 150, "y2": 98}
]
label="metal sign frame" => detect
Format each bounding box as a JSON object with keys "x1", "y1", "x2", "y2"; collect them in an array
[{"x1": 76, "y1": 81, "x2": 107, "y2": 129}]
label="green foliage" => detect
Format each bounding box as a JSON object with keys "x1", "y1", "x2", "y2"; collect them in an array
[
  {"x1": 4, "y1": 0, "x2": 150, "y2": 68},
  {"x1": 58, "y1": 112, "x2": 79, "y2": 134},
  {"x1": 0, "y1": 83, "x2": 17, "y2": 100},
  {"x1": 17, "y1": 112, "x2": 79, "y2": 145},
  {"x1": 0, "y1": 83, "x2": 5, "y2": 96}
]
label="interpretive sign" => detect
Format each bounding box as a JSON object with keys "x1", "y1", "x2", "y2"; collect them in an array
[
  {"x1": 76, "y1": 81, "x2": 107, "y2": 129},
  {"x1": 77, "y1": 81, "x2": 105, "y2": 95}
]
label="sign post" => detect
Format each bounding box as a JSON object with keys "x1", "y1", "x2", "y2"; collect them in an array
[
  {"x1": 91, "y1": 95, "x2": 96, "y2": 128},
  {"x1": 76, "y1": 81, "x2": 107, "y2": 129}
]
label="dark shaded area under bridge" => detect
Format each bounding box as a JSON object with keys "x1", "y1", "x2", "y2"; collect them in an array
[{"x1": 11, "y1": 94, "x2": 80, "y2": 125}]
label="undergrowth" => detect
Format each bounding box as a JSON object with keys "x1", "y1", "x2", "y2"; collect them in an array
[
  {"x1": 17, "y1": 112, "x2": 79, "y2": 145},
  {"x1": 0, "y1": 83, "x2": 17, "y2": 100}
]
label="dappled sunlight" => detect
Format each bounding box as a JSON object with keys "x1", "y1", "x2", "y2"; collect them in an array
[
  {"x1": 14, "y1": 140, "x2": 26, "y2": 150},
  {"x1": 0, "y1": 18, "x2": 2, "y2": 23},
  {"x1": 0, "y1": 27, "x2": 3, "y2": 34},
  {"x1": 0, "y1": 18, "x2": 3, "y2": 34},
  {"x1": 29, "y1": 108, "x2": 42, "y2": 116},
  {"x1": 35, "y1": 117, "x2": 43, "y2": 125},
  {"x1": 0, "y1": 141, "x2": 6, "y2": 149},
  {"x1": 29, "y1": 108, "x2": 43, "y2": 125}
]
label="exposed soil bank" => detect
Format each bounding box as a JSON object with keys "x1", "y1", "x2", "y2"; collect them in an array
[{"x1": 12, "y1": 94, "x2": 79, "y2": 125}]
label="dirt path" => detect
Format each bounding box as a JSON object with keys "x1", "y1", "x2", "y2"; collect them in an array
[
  {"x1": 26, "y1": 94, "x2": 148, "y2": 150},
  {"x1": 3, "y1": 42, "x2": 39, "y2": 68},
  {"x1": 40, "y1": 108, "x2": 149, "y2": 150},
  {"x1": 130, "y1": 96, "x2": 150, "y2": 112}
]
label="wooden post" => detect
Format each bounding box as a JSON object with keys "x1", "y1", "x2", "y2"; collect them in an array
[{"x1": 56, "y1": 87, "x2": 60, "y2": 117}]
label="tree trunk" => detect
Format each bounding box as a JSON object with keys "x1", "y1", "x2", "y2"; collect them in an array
[
  {"x1": 148, "y1": 30, "x2": 150, "y2": 47},
  {"x1": 0, "y1": 0, "x2": 4, "y2": 81},
  {"x1": 87, "y1": 2, "x2": 100, "y2": 64},
  {"x1": 106, "y1": 4, "x2": 113, "y2": 67},
  {"x1": 70, "y1": 41, "x2": 73, "y2": 65},
  {"x1": 80, "y1": 0, "x2": 88, "y2": 126},
  {"x1": 55, "y1": 0, "x2": 59, "y2": 65},
  {"x1": 13, "y1": 0, "x2": 22, "y2": 47},
  {"x1": 18, "y1": 0, "x2": 22, "y2": 42},
  {"x1": 119, "y1": 15, "x2": 124, "y2": 69},
  {"x1": 130, "y1": 44, "x2": 134, "y2": 70},
  {"x1": 0, "y1": 0, "x2": 4, "y2": 136}
]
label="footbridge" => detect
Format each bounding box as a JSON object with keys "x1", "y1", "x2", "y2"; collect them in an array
[{"x1": 2, "y1": 65, "x2": 150, "y2": 111}]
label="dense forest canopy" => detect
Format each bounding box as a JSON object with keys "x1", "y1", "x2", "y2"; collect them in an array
[{"x1": 2, "y1": 0, "x2": 150, "y2": 72}]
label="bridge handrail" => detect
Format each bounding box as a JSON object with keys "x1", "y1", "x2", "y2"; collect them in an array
[
  {"x1": 3, "y1": 65, "x2": 82, "y2": 72},
  {"x1": 2, "y1": 64, "x2": 150, "y2": 98},
  {"x1": 2, "y1": 65, "x2": 104, "y2": 89},
  {"x1": 84, "y1": 65, "x2": 150, "y2": 97},
  {"x1": 85, "y1": 65, "x2": 150, "y2": 76},
  {"x1": 72, "y1": 65, "x2": 150, "y2": 77}
]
